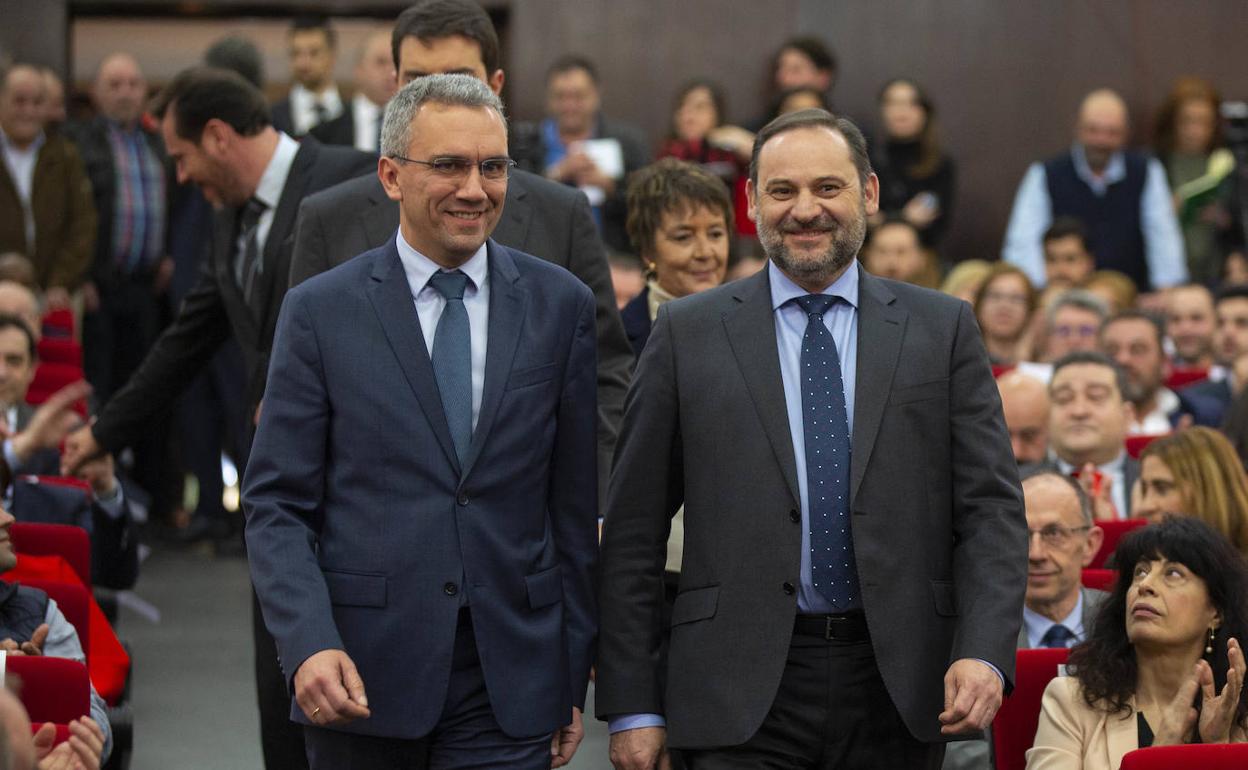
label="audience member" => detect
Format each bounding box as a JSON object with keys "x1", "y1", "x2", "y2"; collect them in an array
[
  {"x1": 1084, "y1": 269, "x2": 1138, "y2": 314},
  {"x1": 310, "y1": 29, "x2": 396, "y2": 153},
  {"x1": 998, "y1": 371, "x2": 1050, "y2": 465},
  {"x1": 724, "y1": 253, "x2": 766, "y2": 282},
  {"x1": 746, "y1": 36, "x2": 837, "y2": 130},
  {"x1": 1043, "y1": 289, "x2": 1109, "y2": 361},
  {"x1": 620, "y1": 157, "x2": 732, "y2": 358},
  {"x1": 203, "y1": 35, "x2": 265, "y2": 88},
  {"x1": 0, "y1": 64, "x2": 96, "y2": 309},
  {"x1": 1042, "y1": 216, "x2": 1096, "y2": 289},
  {"x1": 1030, "y1": 352, "x2": 1138, "y2": 519},
  {"x1": 974, "y1": 262, "x2": 1036, "y2": 365},
  {"x1": 1165, "y1": 283, "x2": 1216, "y2": 368},
  {"x1": 1154, "y1": 77, "x2": 1235, "y2": 285},
  {"x1": 1134, "y1": 427, "x2": 1248, "y2": 553},
  {"x1": 271, "y1": 16, "x2": 341, "y2": 137},
  {"x1": 1028, "y1": 517, "x2": 1248, "y2": 767},
  {"x1": 0, "y1": 256, "x2": 36, "y2": 293},
  {"x1": 939, "y1": 258, "x2": 992, "y2": 305},
  {"x1": 0, "y1": 281, "x2": 41, "y2": 340},
  {"x1": 531, "y1": 54, "x2": 650, "y2": 252},
  {"x1": 1003, "y1": 88, "x2": 1187, "y2": 292},
  {"x1": 870, "y1": 78, "x2": 955, "y2": 247},
  {"x1": 861, "y1": 218, "x2": 938, "y2": 288},
  {"x1": 609, "y1": 252, "x2": 645, "y2": 310},
  {"x1": 36, "y1": 68, "x2": 65, "y2": 133},
  {"x1": 0, "y1": 315, "x2": 65, "y2": 476},
  {"x1": 1099, "y1": 311, "x2": 1194, "y2": 433},
  {"x1": 1179, "y1": 285, "x2": 1248, "y2": 425}
]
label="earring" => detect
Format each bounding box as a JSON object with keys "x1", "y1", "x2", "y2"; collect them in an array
[{"x1": 1207, "y1": 626, "x2": 1217, "y2": 655}]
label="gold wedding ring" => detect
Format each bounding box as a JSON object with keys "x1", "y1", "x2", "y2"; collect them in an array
[{"x1": 311, "y1": 707, "x2": 321, "y2": 718}]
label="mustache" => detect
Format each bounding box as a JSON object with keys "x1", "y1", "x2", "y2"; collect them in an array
[{"x1": 779, "y1": 215, "x2": 838, "y2": 233}]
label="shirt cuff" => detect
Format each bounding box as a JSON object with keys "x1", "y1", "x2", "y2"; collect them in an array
[
  {"x1": 94, "y1": 478, "x2": 126, "y2": 519},
  {"x1": 607, "y1": 713, "x2": 666, "y2": 734},
  {"x1": 3, "y1": 438, "x2": 17, "y2": 473},
  {"x1": 973, "y1": 658, "x2": 1005, "y2": 687}
]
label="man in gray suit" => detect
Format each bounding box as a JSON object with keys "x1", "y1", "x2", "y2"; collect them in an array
[
  {"x1": 289, "y1": 0, "x2": 631, "y2": 500},
  {"x1": 597, "y1": 109, "x2": 1027, "y2": 768},
  {"x1": 943, "y1": 469, "x2": 1108, "y2": 769}
]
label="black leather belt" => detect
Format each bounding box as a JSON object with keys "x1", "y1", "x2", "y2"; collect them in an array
[{"x1": 793, "y1": 612, "x2": 870, "y2": 641}]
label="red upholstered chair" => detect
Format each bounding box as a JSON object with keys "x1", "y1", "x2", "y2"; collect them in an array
[
  {"x1": 1125, "y1": 434, "x2": 1167, "y2": 459},
  {"x1": 40, "y1": 309, "x2": 74, "y2": 340},
  {"x1": 10, "y1": 522, "x2": 90, "y2": 586},
  {"x1": 35, "y1": 337, "x2": 83, "y2": 367},
  {"x1": 1120, "y1": 744, "x2": 1248, "y2": 768},
  {"x1": 1081, "y1": 568, "x2": 1116, "y2": 592},
  {"x1": 25, "y1": 366, "x2": 88, "y2": 418},
  {"x1": 1164, "y1": 366, "x2": 1210, "y2": 391},
  {"x1": 7, "y1": 656, "x2": 90, "y2": 724},
  {"x1": 991, "y1": 364, "x2": 1017, "y2": 379},
  {"x1": 1088, "y1": 518, "x2": 1149, "y2": 569},
  {"x1": 20, "y1": 578, "x2": 90, "y2": 654},
  {"x1": 991, "y1": 647, "x2": 1070, "y2": 770}
]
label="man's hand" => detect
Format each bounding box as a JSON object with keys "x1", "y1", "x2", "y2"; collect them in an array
[
  {"x1": 609, "y1": 726, "x2": 670, "y2": 770},
  {"x1": 939, "y1": 659, "x2": 1004, "y2": 735},
  {"x1": 0, "y1": 624, "x2": 49, "y2": 656},
  {"x1": 293, "y1": 649, "x2": 371, "y2": 726},
  {"x1": 12, "y1": 381, "x2": 91, "y2": 464},
  {"x1": 81, "y1": 282, "x2": 100, "y2": 314},
  {"x1": 550, "y1": 706, "x2": 584, "y2": 768},
  {"x1": 37, "y1": 716, "x2": 104, "y2": 769},
  {"x1": 1075, "y1": 463, "x2": 1118, "y2": 522},
  {"x1": 1199, "y1": 638, "x2": 1245, "y2": 743},
  {"x1": 76, "y1": 453, "x2": 117, "y2": 498},
  {"x1": 61, "y1": 423, "x2": 104, "y2": 477}
]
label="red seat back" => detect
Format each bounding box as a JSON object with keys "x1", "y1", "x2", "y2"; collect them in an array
[
  {"x1": 1125, "y1": 434, "x2": 1167, "y2": 459},
  {"x1": 991, "y1": 364, "x2": 1017, "y2": 379},
  {"x1": 1089, "y1": 518, "x2": 1148, "y2": 569},
  {"x1": 1081, "y1": 568, "x2": 1116, "y2": 592},
  {"x1": 1164, "y1": 366, "x2": 1210, "y2": 391},
  {"x1": 1121, "y1": 744, "x2": 1248, "y2": 768},
  {"x1": 10, "y1": 523, "x2": 90, "y2": 586},
  {"x1": 20, "y1": 578, "x2": 90, "y2": 654},
  {"x1": 36, "y1": 337, "x2": 83, "y2": 367},
  {"x1": 991, "y1": 647, "x2": 1070, "y2": 770},
  {"x1": 6, "y1": 656, "x2": 90, "y2": 724},
  {"x1": 40, "y1": 309, "x2": 74, "y2": 340},
  {"x1": 26, "y1": 367, "x2": 88, "y2": 418}
]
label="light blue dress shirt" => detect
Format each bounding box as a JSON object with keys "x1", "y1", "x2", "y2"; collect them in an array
[
  {"x1": 395, "y1": 231, "x2": 490, "y2": 430},
  {"x1": 1001, "y1": 144, "x2": 1187, "y2": 289},
  {"x1": 1023, "y1": 590, "x2": 1086, "y2": 649}
]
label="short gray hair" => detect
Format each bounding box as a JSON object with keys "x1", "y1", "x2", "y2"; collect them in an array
[
  {"x1": 380, "y1": 73, "x2": 506, "y2": 159},
  {"x1": 1020, "y1": 469, "x2": 1095, "y2": 526},
  {"x1": 1046, "y1": 288, "x2": 1109, "y2": 329}
]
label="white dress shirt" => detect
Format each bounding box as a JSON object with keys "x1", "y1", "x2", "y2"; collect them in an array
[
  {"x1": 287, "y1": 83, "x2": 344, "y2": 136},
  {"x1": 0, "y1": 128, "x2": 45, "y2": 249},
  {"x1": 246, "y1": 133, "x2": 300, "y2": 273},
  {"x1": 351, "y1": 94, "x2": 383, "y2": 153}
]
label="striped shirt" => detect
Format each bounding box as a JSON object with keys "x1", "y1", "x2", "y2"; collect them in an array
[{"x1": 106, "y1": 122, "x2": 166, "y2": 271}]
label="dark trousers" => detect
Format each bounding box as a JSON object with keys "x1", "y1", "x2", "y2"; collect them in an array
[
  {"x1": 255, "y1": 590, "x2": 309, "y2": 770},
  {"x1": 683, "y1": 627, "x2": 944, "y2": 769},
  {"x1": 177, "y1": 340, "x2": 248, "y2": 525},
  {"x1": 303, "y1": 610, "x2": 553, "y2": 770}
]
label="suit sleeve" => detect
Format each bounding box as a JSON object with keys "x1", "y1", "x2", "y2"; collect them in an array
[
  {"x1": 90, "y1": 498, "x2": 139, "y2": 590},
  {"x1": 948, "y1": 300, "x2": 1028, "y2": 689},
  {"x1": 289, "y1": 195, "x2": 332, "y2": 287},
  {"x1": 564, "y1": 190, "x2": 633, "y2": 511},
  {"x1": 243, "y1": 288, "x2": 342, "y2": 685},
  {"x1": 548, "y1": 289, "x2": 601, "y2": 709},
  {"x1": 1024, "y1": 678, "x2": 1090, "y2": 770},
  {"x1": 595, "y1": 305, "x2": 685, "y2": 719},
  {"x1": 92, "y1": 256, "x2": 232, "y2": 453},
  {"x1": 52, "y1": 142, "x2": 97, "y2": 289}
]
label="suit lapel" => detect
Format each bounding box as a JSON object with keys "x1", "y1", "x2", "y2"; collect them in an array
[
  {"x1": 460, "y1": 241, "x2": 525, "y2": 479},
  {"x1": 366, "y1": 242, "x2": 461, "y2": 472},
  {"x1": 722, "y1": 269, "x2": 800, "y2": 506},
  {"x1": 254, "y1": 141, "x2": 315, "y2": 322},
  {"x1": 493, "y1": 181, "x2": 533, "y2": 254},
  {"x1": 851, "y1": 267, "x2": 907, "y2": 501}
]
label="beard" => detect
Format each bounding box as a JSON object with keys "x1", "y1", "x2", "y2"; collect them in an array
[{"x1": 755, "y1": 197, "x2": 867, "y2": 287}]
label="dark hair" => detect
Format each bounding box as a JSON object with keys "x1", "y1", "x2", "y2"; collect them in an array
[
  {"x1": 626, "y1": 158, "x2": 734, "y2": 257},
  {"x1": 877, "y1": 77, "x2": 942, "y2": 179},
  {"x1": 1019, "y1": 468, "x2": 1095, "y2": 525},
  {"x1": 749, "y1": 108, "x2": 872, "y2": 190},
  {"x1": 204, "y1": 36, "x2": 265, "y2": 88},
  {"x1": 391, "y1": 0, "x2": 501, "y2": 76},
  {"x1": 1154, "y1": 76, "x2": 1223, "y2": 158},
  {"x1": 289, "y1": 15, "x2": 336, "y2": 49},
  {"x1": 767, "y1": 85, "x2": 829, "y2": 124},
  {"x1": 1101, "y1": 309, "x2": 1166, "y2": 352},
  {"x1": 1215, "y1": 284, "x2": 1248, "y2": 307},
  {"x1": 1069, "y1": 517, "x2": 1248, "y2": 727},
  {"x1": 0, "y1": 313, "x2": 35, "y2": 362},
  {"x1": 1043, "y1": 216, "x2": 1090, "y2": 250},
  {"x1": 546, "y1": 54, "x2": 598, "y2": 86},
  {"x1": 864, "y1": 217, "x2": 921, "y2": 249},
  {"x1": 151, "y1": 66, "x2": 271, "y2": 142},
  {"x1": 1050, "y1": 350, "x2": 1130, "y2": 405},
  {"x1": 669, "y1": 79, "x2": 726, "y2": 140},
  {"x1": 774, "y1": 36, "x2": 837, "y2": 83}
]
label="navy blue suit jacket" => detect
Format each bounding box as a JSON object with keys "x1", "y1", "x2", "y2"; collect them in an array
[{"x1": 243, "y1": 237, "x2": 599, "y2": 740}]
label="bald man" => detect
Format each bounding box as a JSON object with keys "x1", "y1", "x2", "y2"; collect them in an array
[
  {"x1": 0, "y1": 281, "x2": 40, "y2": 341},
  {"x1": 310, "y1": 29, "x2": 396, "y2": 152},
  {"x1": 998, "y1": 371, "x2": 1050, "y2": 465},
  {"x1": 1002, "y1": 88, "x2": 1185, "y2": 293}
]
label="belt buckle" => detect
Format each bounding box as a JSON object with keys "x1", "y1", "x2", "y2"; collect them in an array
[{"x1": 823, "y1": 615, "x2": 838, "y2": 641}]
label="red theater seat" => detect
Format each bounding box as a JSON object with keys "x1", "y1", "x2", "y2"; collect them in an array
[
  {"x1": 1125, "y1": 434, "x2": 1167, "y2": 459},
  {"x1": 7, "y1": 656, "x2": 90, "y2": 725},
  {"x1": 991, "y1": 364, "x2": 1017, "y2": 379},
  {"x1": 991, "y1": 647, "x2": 1070, "y2": 770},
  {"x1": 10, "y1": 522, "x2": 90, "y2": 586},
  {"x1": 1088, "y1": 518, "x2": 1148, "y2": 569},
  {"x1": 1164, "y1": 366, "x2": 1209, "y2": 391},
  {"x1": 36, "y1": 337, "x2": 83, "y2": 367},
  {"x1": 20, "y1": 577, "x2": 90, "y2": 653},
  {"x1": 1081, "y1": 568, "x2": 1116, "y2": 592},
  {"x1": 1120, "y1": 744, "x2": 1248, "y2": 768},
  {"x1": 40, "y1": 309, "x2": 74, "y2": 339}
]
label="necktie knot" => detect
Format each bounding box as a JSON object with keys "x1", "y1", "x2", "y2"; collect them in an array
[
  {"x1": 429, "y1": 270, "x2": 469, "y2": 301},
  {"x1": 795, "y1": 294, "x2": 838, "y2": 320},
  {"x1": 1040, "y1": 623, "x2": 1075, "y2": 649},
  {"x1": 240, "y1": 197, "x2": 266, "y2": 229}
]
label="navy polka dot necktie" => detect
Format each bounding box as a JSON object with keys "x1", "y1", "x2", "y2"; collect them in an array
[
  {"x1": 795, "y1": 294, "x2": 859, "y2": 611},
  {"x1": 1040, "y1": 624, "x2": 1075, "y2": 649}
]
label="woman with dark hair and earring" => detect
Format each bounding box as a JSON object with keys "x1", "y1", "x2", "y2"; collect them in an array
[
  {"x1": 1027, "y1": 517, "x2": 1248, "y2": 769},
  {"x1": 869, "y1": 77, "x2": 956, "y2": 249}
]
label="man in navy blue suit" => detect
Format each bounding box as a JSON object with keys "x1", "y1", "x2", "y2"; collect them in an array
[{"x1": 244, "y1": 73, "x2": 599, "y2": 770}]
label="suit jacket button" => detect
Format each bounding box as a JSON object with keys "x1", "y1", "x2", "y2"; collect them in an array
[
  {"x1": 456, "y1": 493, "x2": 469, "y2": 506},
  {"x1": 782, "y1": 582, "x2": 795, "y2": 595},
  {"x1": 789, "y1": 509, "x2": 800, "y2": 523},
  {"x1": 443, "y1": 582, "x2": 458, "y2": 596}
]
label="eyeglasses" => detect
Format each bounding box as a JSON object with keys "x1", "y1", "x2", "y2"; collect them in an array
[
  {"x1": 1028, "y1": 524, "x2": 1092, "y2": 548},
  {"x1": 1052, "y1": 324, "x2": 1099, "y2": 339},
  {"x1": 391, "y1": 155, "x2": 516, "y2": 181}
]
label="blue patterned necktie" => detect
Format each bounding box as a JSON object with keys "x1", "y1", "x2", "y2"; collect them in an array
[
  {"x1": 235, "y1": 197, "x2": 266, "y2": 303},
  {"x1": 1040, "y1": 624, "x2": 1075, "y2": 649},
  {"x1": 795, "y1": 294, "x2": 859, "y2": 610},
  {"x1": 428, "y1": 271, "x2": 472, "y2": 465}
]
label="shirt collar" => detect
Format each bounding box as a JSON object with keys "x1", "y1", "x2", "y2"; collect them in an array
[
  {"x1": 1023, "y1": 589, "x2": 1086, "y2": 647},
  {"x1": 768, "y1": 259, "x2": 860, "y2": 312},
  {"x1": 0, "y1": 127, "x2": 45, "y2": 156},
  {"x1": 252, "y1": 133, "x2": 299, "y2": 211},
  {"x1": 291, "y1": 83, "x2": 342, "y2": 111},
  {"x1": 395, "y1": 229, "x2": 489, "y2": 295},
  {"x1": 1072, "y1": 143, "x2": 1126, "y2": 186},
  {"x1": 353, "y1": 93, "x2": 383, "y2": 116},
  {"x1": 1055, "y1": 450, "x2": 1126, "y2": 477}
]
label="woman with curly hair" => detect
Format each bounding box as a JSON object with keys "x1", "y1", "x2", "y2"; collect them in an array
[{"x1": 1027, "y1": 517, "x2": 1248, "y2": 769}]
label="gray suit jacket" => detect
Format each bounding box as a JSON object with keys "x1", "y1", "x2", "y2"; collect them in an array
[
  {"x1": 289, "y1": 169, "x2": 632, "y2": 506},
  {"x1": 596, "y1": 264, "x2": 1028, "y2": 747}
]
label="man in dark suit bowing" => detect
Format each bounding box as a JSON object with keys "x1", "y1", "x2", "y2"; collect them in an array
[
  {"x1": 290, "y1": 0, "x2": 631, "y2": 506},
  {"x1": 246, "y1": 74, "x2": 598, "y2": 769},
  {"x1": 59, "y1": 66, "x2": 375, "y2": 769},
  {"x1": 597, "y1": 109, "x2": 1027, "y2": 769}
]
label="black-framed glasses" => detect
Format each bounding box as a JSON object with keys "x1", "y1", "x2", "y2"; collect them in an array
[
  {"x1": 1027, "y1": 524, "x2": 1092, "y2": 548},
  {"x1": 391, "y1": 155, "x2": 516, "y2": 181}
]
